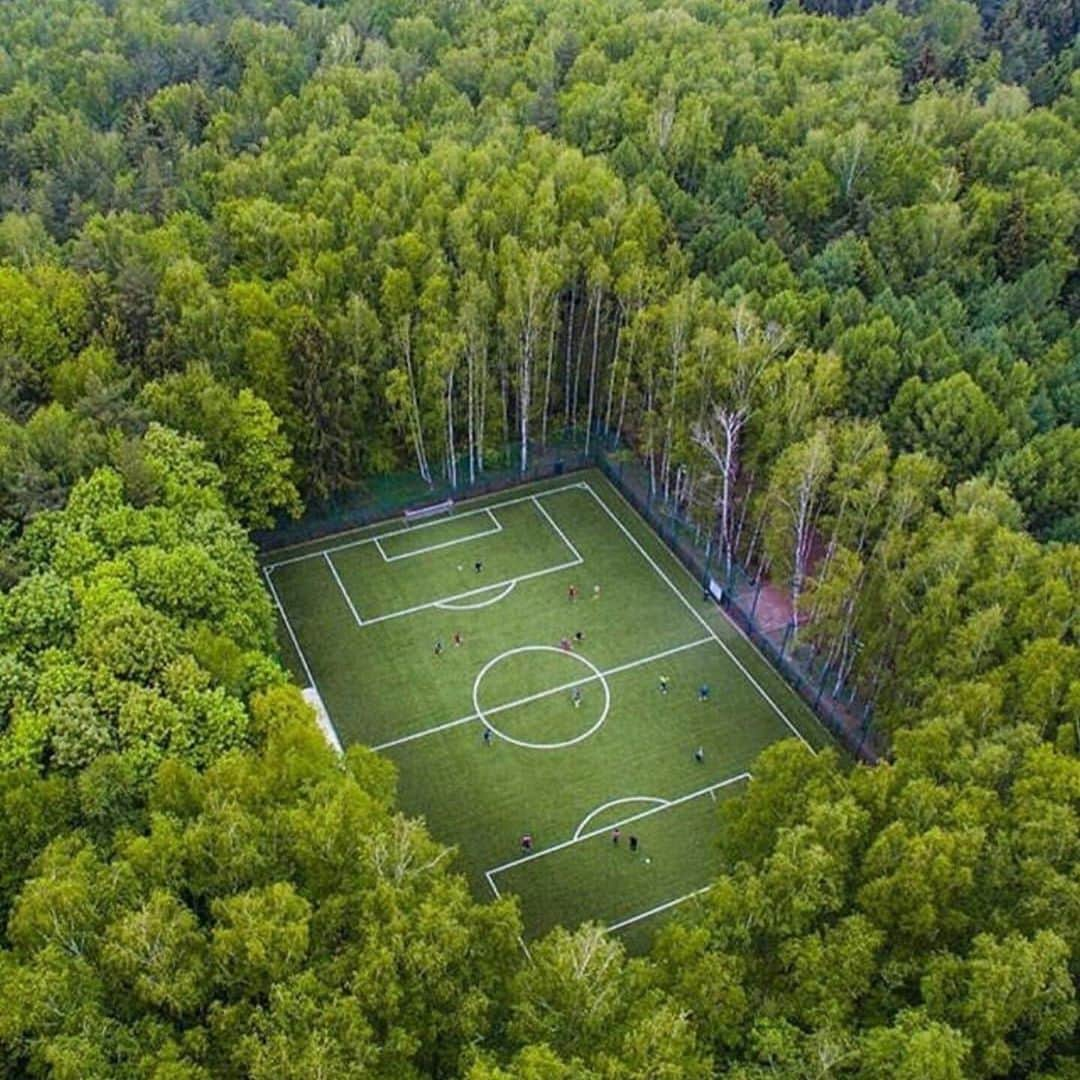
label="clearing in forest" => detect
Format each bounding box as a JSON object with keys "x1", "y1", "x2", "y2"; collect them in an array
[{"x1": 263, "y1": 470, "x2": 830, "y2": 950}]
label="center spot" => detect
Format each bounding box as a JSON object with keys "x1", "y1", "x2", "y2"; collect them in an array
[{"x1": 473, "y1": 645, "x2": 611, "y2": 749}]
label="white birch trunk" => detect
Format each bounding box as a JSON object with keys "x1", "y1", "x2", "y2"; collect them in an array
[
  {"x1": 446, "y1": 365, "x2": 457, "y2": 488},
  {"x1": 541, "y1": 298, "x2": 558, "y2": 452},
  {"x1": 583, "y1": 285, "x2": 602, "y2": 456},
  {"x1": 402, "y1": 329, "x2": 431, "y2": 484}
]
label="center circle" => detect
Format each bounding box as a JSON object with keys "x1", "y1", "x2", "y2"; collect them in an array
[{"x1": 473, "y1": 645, "x2": 611, "y2": 749}]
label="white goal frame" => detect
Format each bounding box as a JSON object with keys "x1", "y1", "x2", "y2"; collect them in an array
[{"x1": 404, "y1": 497, "x2": 454, "y2": 523}]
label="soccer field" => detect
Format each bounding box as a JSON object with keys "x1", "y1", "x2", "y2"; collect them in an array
[{"x1": 263, "y1": 470, "x2": 831, "y2": 949}]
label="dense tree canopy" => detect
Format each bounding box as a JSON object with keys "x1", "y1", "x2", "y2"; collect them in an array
[{"x1": 0, "y1": 0, "x2": 1076, "y2": 1075}]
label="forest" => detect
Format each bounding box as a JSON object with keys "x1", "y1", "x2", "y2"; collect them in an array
[{"x1": 0, "y1": 0, "x2": 1076, "y2": 1075}]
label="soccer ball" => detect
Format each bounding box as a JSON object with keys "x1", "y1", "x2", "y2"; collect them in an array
[
  {"x1": 457, "y1": 564, "x2": 463, "y2": 571},
  {"x1": 644, "y1": 857, "x2": 652, "y2": 865}
]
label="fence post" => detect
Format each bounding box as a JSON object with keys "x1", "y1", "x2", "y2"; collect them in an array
[
  {"x1": 780, "y1": 620, "x2": 794, "y2": 659},
  {"x1": 814, "y1": 662, "x2": 829, "y2": 709},
  {"x1": 856, "y1": 711, "x2": 873, "y2": 760},
  {"x1": 749, "y1": 578, "x2": 763, "y2": 623}
]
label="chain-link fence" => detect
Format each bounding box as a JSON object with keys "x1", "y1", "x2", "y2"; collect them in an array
[
  {"x1": 255, "y1": 432, "x2": 884, "y2": 762},
  {"x1": 596, "y1": 448, "x2": 884, "y2": 764},
  {"x1": 252, "y1": 436, "x2": 594, "y2": 551}
]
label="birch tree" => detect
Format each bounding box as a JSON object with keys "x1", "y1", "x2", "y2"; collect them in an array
[
  {"x1": 500, "y1": 240, "x2": 560, "y2": 472},
  {"x1": 381, "y1": 266, "x2": 431, "y2": 483},
  {"x1": 458, "y1": 272, "x2": 493, "y2": 484},
  {"x1": 692, "y1": 304, "x2": 781, "y2": 578},
  {"x1": 764, "y1": 427, "x2": 835, "y2": 621}
]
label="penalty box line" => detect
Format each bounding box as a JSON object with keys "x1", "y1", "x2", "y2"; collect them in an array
[
  {"x1": 483, "y1": 870, "x2": 534, "y2": 960},
  {"x1": 488, "y1": 847, "x2": 708, "y2": 942},
  {"x1": 580, "y1": 481, "x2": 813, "y2": 753},
  {"x1": 371, "y1": 636, "x2": 714, "y2": 752},
  {"x1": 486, "y1": 772, "x2": 752, "y2": 879},
  {"x1": 265, "y1": 480, "x2": 590, "y2": 570},
  {"x1": 531, "y1": 497, "x2": 583, "y2": 564},
  {"x1": 324, "y1": 552, "x2": 364, "y2": 627},
  {"x1": 375, "y1": 508, "x2": 503, "y2": 563},
  {"x1": 290, "y1": 492, "x2": 585, "y2": 630},
  {"x1": 352, "y1": 554, "x2": 583, "y2": 629},
  {"x1": 607, "y1": 885, "x2": 713, "y2": 933}
]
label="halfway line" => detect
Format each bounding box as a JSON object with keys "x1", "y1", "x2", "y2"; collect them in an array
[{"x1": 370, "y1": 636, "x2": 713, "y2": 752}]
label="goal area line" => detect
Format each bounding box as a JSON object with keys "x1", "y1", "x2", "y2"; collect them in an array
[
  {"x1": 264, "y1": 479, "x2": 590, "y2": 569},
  {"x1": 286, "y1": 487, "x2": 585, "y2": 629},
  {"x1": 374, "y1": 508, "x2": 502, "y2": 563}
]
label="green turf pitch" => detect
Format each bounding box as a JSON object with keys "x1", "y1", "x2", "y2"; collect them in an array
[{"x1": 264, "y1": 471, "x2": 831, "y2": 949}]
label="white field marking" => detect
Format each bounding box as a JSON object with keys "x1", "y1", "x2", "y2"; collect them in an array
[
  {"x1": 573, "y1": 796, "x2": 669, "y2": 840},
  {"x1": 581, "y1": 481, "x2": 813, "y2": 752},
  {"x1": 262, "y1": 567, "x2": 344, "y2": 754},
  {"x1": 607, "y1": 886, "x2": 713, "y2": 933},
  {"x1": 372, "y1": 712, "x2": 479, "y2": 751},
  {"x1": 373, "y1": 537, "x2": 388, "y2": 561},
  {"x1": 323, "y1": 552, "x2": 363, "y2": 626},
  {"x1": 370, "y1": 636, "x2": 713, "y2": 752},
  {"x1": 357, "y1": 555, "x2": 582, "y2": 628},
  {"x1": 264, "y1": 480, "x2": 588, "y2": 569},
  {"x1": 264, "y1": 566, "x2": 316, "y2": 687},
  {"x1": 484, "y1": 871, "x2": 535, "y2": 959},
  {"x1": 377, "y1": 508, "x2": 503, "y2": 563},
  {"x1": 302, "y1": 686, "x2": 343, "y2": 755},
  {"x1": 486, "y1": 772, "x2": 752, "y2": 879},
  {"x1": 435, "y1": 580, "x2": 517, "y2": 610},
  {"x1": 531, "y1": 496, "x2": 583, "y2": 564},
  {"x1": 473, "y1": 645, "x2": 612, "y2": 750}
]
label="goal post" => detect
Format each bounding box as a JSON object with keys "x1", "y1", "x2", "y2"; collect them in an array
[{"x1": 403, "y1": 498, "x2": 454, "y2": 525}]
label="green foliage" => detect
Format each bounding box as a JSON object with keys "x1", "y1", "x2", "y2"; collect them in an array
[
  {"x1": 141, "y1": 367, "x2": 301, "y2": 528},
  {"x1": 0, "y1": 0, "x2": 1074, "y2": 1074},
  {"x1": 0, "y1": 718, "x2": 522, "y2": 1076},
  {"x1": 0, "y1": 434, "x2": 280, "y2": 779}
]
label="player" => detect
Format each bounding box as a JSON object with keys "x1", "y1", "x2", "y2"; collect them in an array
[
  {"x1": 694, "y1": 746, "x2": 705, "y2": 764},
  {"x1": 434, "y1": 639, "x2": 444, "y2": 656},
  {"x1": 574, "y1": 630, "x2": 584, "y2": 643},
  {"x1": 568, "y1": 584, "x2": 578, "y2": 602},
  {"x1": 453, "y1": 631, "x2": 463, "y2": 647},
  {"x1": 520, "y1": 833, "x2": 533, "y2": 853},
  {"x1": 659, "y1": 675, "x2": 670, "y2": 695},
  {"x1": 611, "y1": 827, "x2": 621, "y2": 845},
  {"x1": 560, "y1": 636, "x2": 572, "y2": 652},
  {"x1": 482, "y1": 726, "x2": 493, "y2": 746},
  {"x1": 593, "y1": 584, "x2": 601, "y2": 600},
  {"x1": 475, "y1": 560, "x2": 483, "y2": 573},
  {"x1": 629, "y1": 835, "x2": 639, "y2": 853},
  {"x1": 699, "y1": 683, "x2": 710, "y2": 702},
  {"x1": 572, "y1": 686, "x2": 582, "y2": 708}
]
